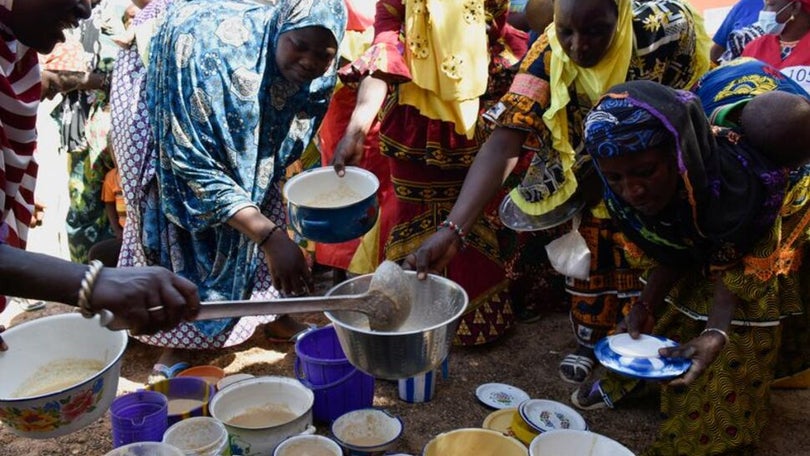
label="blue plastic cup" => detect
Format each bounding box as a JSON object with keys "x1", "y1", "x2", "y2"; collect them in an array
[{"x1": 109, "y1": 390, "x2": 169, "y2": 448}]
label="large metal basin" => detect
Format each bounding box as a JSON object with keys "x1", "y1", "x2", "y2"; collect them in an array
[{"x1": 324, "y1": 272, "x2": 468, "y2": 380}]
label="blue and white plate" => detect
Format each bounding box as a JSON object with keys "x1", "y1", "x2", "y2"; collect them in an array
[
  {"x1": 594, "y1": 334, "x2": 691, "y2": 380},
  {"x1": 518, "y1": 399, "x2": 587, "y2": 433},
  {"x1": 475, "y1": 383, "x2": 531, "y2": 409}
]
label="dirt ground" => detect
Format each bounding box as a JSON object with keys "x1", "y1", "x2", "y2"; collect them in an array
[{"x1": 1, "y1": 270, "x2": 809, "y2": 455}]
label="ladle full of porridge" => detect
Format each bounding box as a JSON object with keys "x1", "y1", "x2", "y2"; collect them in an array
[{"x1": 196, "y1": 260, "x2": 412, "y2": 332}]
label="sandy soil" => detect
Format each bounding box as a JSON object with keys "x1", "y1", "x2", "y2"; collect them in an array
[{"x1": 1, "y1": 273, "x2": 809, "y2": 455}]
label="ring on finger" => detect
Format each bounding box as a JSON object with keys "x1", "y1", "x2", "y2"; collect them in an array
[{"x1": 146, "y1": 305, "x2": 164, "y2": 312}]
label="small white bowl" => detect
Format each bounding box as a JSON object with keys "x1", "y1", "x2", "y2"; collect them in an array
[
  {"x1": 0, "y1": 313, "x2": 127, "y2": 438},
  {"x1": 210, "y1": 376, "x2": 314, "y2": 456},
  {"x1": 216, "y1": 373, "x2": 254, "y2": 391},
  {"x1": 105, "y1": 441, "x2": 185, "y2": 456},
  {"x1": 331, "y1": 408, "x2": 403, "y2": 454},
  {"x1": 274, "y1": 434, "x2": 343, "y2": 456}
]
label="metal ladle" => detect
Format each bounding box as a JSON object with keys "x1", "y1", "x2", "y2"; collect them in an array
[{"x1": 195, "y1": 260, "x2": 413, "y2": 331}]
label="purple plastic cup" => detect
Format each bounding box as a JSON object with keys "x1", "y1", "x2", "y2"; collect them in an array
[
  {"x1": 109, "y1": 390, "x2": 169, "y2": 448},
  {"x1": 146, "y1": 377, "x2": 215, "y2": 425}
]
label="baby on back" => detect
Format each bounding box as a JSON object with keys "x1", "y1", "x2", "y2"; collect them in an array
[{"x1": 740, "y1": 91, "x2": 810, "y2": 169}]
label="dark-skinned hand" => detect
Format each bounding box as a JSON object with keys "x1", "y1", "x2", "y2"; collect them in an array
[
  {"x1": 40, "y1": 71, "x2": 60, "y2": 100},
  {"x1": 331, "y1": 127, "x2": 366, "y2": 177},
  {"x1": 29, "y1": 201, "x2": 46, "y2": 228},
  {"x1": 659, "y1": 330, "x2": 727, "y2": 387},
  {"x1": 92, "y1": 266, "x2": 200, "y2": 336},
  {"x1": 262, "y1": 230, "x2": 313, "y2": 297},
  {"x1": 619, "y1": 265, "x2": 684, "y2": 338},
  {"x1": 404, "y1": 229, "x2": 462, "y2": 280},
  {"x1": 616, "y1": 301, "x2": 656, "y2": 338}
]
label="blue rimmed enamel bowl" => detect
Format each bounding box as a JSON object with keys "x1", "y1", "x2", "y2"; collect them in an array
[{"x1": 284, "y1": 166, "x2": 379, "y2": 244}]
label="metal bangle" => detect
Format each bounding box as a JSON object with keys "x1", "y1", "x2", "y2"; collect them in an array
[
  {"x1": 700, "y1": 327, "x2": 730, "y2": 345},
  {"x1": 78, "y1": 260, "x2": 104, "y2": 318}
]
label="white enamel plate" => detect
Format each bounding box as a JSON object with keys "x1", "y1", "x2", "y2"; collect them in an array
[{"x1": 475, "y1": 383, "x2": 531, "y2": 409}]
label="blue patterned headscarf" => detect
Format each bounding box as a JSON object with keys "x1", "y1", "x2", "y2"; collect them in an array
[
  {"x1": 145, "y1": 0, "x2": 346, "y2": 337},
  {"x1": 148, "y1": 0, "x2": 346, "y2": 232},
  {"x1": 583, "y1": 98, "x2": 671, "y2": 159},
  {"x1": 584, "y1": 80, "x2": 788, "y2": 269}
]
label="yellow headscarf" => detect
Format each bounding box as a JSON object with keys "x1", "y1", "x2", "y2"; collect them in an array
[
  {"x1": 398, "y1": 0, "x2": 490, "y2": 139},
  {"x1": 510, "y1": 0, "x2": 634, "y2": 215},
  {"x1": 510, "y1": 0, "x2": 712, "y2": 215}
]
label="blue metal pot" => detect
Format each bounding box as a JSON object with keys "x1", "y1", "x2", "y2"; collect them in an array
[{"x1": 284, "y1": 166, "x2": 380, "y2": 244}]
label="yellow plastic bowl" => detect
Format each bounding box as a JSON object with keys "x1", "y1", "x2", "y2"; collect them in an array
[
  {"x1": 510, "y1": 410, "x2": 540, "y2": 445},
  {"x1": 423, "y1": 428, "x2": 527, "y2": 456}
]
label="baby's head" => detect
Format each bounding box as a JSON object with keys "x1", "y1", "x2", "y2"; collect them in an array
[{"x1": 740, "y1": 91, "x2": 810, "y2": 168}]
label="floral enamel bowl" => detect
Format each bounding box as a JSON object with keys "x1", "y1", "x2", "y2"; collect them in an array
[{"x1": 0, "y1": 313, "x2": 127, "y2": 438}]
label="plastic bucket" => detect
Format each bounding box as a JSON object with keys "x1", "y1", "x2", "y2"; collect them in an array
[
  {"x1": 109, "y1": 390, "x2": 169, "y2": 448},
  {"x1": 162, "y1": 416, "x2": 231, "y2": 455},
  {"x1": 295, "y1": 326, "x2": 374, "y2": 423}
]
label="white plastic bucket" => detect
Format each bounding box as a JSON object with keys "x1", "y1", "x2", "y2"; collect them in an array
[{"x1": 162, "y1": 416, "x2": 230, "y2": 455}]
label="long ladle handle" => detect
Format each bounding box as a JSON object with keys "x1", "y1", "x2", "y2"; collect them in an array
[{"x1": 195, "y1": 293, "x2": 369, "y2": 321}]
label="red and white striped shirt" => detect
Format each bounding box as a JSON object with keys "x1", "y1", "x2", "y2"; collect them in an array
[{"x1": 0, "y1": 22, "x2": 39, "y2": 250}]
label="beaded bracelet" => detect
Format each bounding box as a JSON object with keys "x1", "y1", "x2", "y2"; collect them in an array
[
  {"x1": 438, "y1": 219, "x2": 467, "y2": 248},
  {"x1": 700, "y1": 327, "x2": 730, "y2": 345},
  {"x1": 78, "y1": 260, "x2": 104, "y2": 318},
  {"x1": 257, "y1": 225, "x2": 284, "y2": 249}
]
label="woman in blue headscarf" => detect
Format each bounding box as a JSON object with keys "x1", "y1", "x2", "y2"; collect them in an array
[
  {"x1": 131, "y1": 0, "x2": 346, "y2": 379},
  {"x1": 580, "y1": 80, "x2": 810, "y2": 455}
]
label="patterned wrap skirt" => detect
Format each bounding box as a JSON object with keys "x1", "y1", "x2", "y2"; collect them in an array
[{"x1": 379, "y1": 101, "x2": 514, "y2": 346}]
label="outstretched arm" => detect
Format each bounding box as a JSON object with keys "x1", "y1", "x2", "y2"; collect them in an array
[
  {"x1": 0, "y1": 244, "x2": 200, "y2": 344},
  {"x1": 332, "y1": 76, "x2": 388, "y2": 175},
  {"x1": 405, "y1": 126, "x2": 526, "y2": 277},
  {"x1": 226, "y1": 206, "x2": 311, "y2": 297}
]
